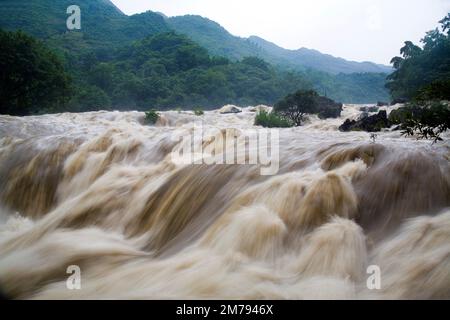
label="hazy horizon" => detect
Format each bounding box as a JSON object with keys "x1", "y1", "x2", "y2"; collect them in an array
[{"x1": 110, "y1": 0, "x2": 450, "y2": 65}]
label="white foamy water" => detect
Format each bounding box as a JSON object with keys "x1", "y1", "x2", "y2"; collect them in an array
[{"x1": 0, "y1": 105, "x2": 449, "y2": 299}]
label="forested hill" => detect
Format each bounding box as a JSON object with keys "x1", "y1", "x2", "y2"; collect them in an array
[
  {"x1": 0, "y1": 0, "x2": 391, "y2": 114},
  {"x1": 0, "y1": 0, "x2": 169, "y2": 57},
  {"x1": 247, "y1": 36, "x2": 392, "y2": 74},
  {"x1": 166, "y1": 15, "x2": 392, "y2": 75}
]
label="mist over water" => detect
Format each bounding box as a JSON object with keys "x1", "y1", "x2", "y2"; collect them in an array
[{"x1": 0, "y1": 105, "x2": 449, "y2": 299}]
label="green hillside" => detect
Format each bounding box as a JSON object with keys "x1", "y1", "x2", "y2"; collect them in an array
[
  {"x1": 167, "y1": 15, "x2": 392, "y2": 75},
  {"x1": 0, "y1": 0, "x2": 168, "y2": 54},
  {"x1": 0, "y1": 0, "x2": 391, "y2": 111},
  {"x1": 166, "y1": 15, "x2": 264, "y2": 61},
  {"x1": 247, "y1": 36, "x2": 392, "y2": 74}
]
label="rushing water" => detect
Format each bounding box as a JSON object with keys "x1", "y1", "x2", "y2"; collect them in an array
[{"x1": 0, "y1": 105, "x2": 449, "y2": 299}]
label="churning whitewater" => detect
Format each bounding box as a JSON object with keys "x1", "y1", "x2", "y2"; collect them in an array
[{"x1": 0, "y1": 105, "x2": 449, "y2": 299}]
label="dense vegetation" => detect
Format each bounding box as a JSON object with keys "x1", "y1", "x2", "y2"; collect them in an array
[
  {"x1": 256, "y1": 90, "x2": 342, "y2": 127},
  {"x1": 166, "y1": 15, "x2": 391, "y2": 103},
  {"x1": 387, "y1": 14, "x2": 450, "y2": 101},
  {"x1": 0, "y1": 29, "x2": 71, "y2": 115},
  {"x1": 388, "y1": 102, "x2": 450, "y2": 143},
  {"x1": 167, "y1": 15, "x2": 392, "y2": 74},
  {"x1": 145, "y1": 109, "x2": 160, "y2": 124},
  {"x1": 383, "y1": 13, "x2": 450, "y2": 142},
  {"x1": 254, "y1": 110, "x2": 292, "y2": 128},
  {"x1": 274, "y1": 90, "x2": 343, "y2": 125},
  {"x1": 71, "y1": 32, "x2": 314, "y2": 111},
  {"x1": 0, "y1": 0, "x2": 168, "y2": 51},
  {"x1": 0, "y1": 0, "x2": 392, "y2": 115}
]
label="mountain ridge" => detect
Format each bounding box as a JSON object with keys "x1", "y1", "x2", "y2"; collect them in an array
[
  {"x1": 248, "y1": 35, "x2": 391, "y2": 73},
  {"x1": 0, "y1": 0, "x2": 391, "y2": 104},
  {"x1": 0, "y1": 1, "x2": 391, "y2": 75},
  {"x1": 166, "y1": 14, "x2": 392, "y2": 74}
]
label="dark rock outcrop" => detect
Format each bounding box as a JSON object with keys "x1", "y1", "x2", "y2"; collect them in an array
[
  {"x1": 377, "y1": 101, "x2": 389, "y2": 107},
  {"x1": 339, "y1": 110, "x2": 390, "y2": 132},
  {"x1": 316, "y1": 96, "x2": 343, "y2": 119},
  {"x1": 360, "y1": 106, "x2": 379, "y2": 113},
  {"x1": 390, "y1": 98, "x2": 408, "y2": 105}
]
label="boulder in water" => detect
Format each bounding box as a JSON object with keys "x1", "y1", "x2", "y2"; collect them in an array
[
  {"x1": 219, "y1": 105, "x2": 242, "y2": 114},
  {"x1": 391, "y1": 98, "x2": 408, "y2": 105},
  {"x1": 315, "y1": 96, "x2": 343, "y2": 119},
  {"x1": 249, "y1": 105, "x2": 272, "y2": 113},
  {"x1": 339, "y1": 110, "x2": 390, "y2": 132},
  {"x1": 360, "y1": 106, "x2": 379, "y2": 113}
]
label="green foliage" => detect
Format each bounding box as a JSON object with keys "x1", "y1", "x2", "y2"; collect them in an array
[
  {"x1": 193, "y1": 107, "x2": 204, "y2": 116},
  {"x1": 145, "y1": 109, "x2": 160, "y2": 124},
  {"x1": 68, "y1": 85, "x2": 111, "y2": 112},
  {"x1": 167, "y1": 15, "x2": 392, "y2": 75},
  {"x1": 72, "y1": 32, "x2": 313, "y2": 110},
  {"x1": 254, "y1": 110, "x2": 293, "y2": 128},
  {"x1": 274, "y1": 90, "x2": 319, "y2": 126},
  {"x1": 416, "y1": 79, "x2": 450, "y2": 101},
  {"x1": 274, "y1": 89, "x2": 342, "y2": 126},
  {"x1": 167, "y1": 15, "x2": 391, "y2": 102},
  {"x1": 401, "y1": 102, "x2": 450, "y2": 143},
  {"x1": 0, "y1": 0, "x2": 393, "y2": 114},
  {"x1": 0, "y1": 0, "x2": 169, "y2": 51},
  {"x1": 387, "y1": 14, "x2": 450, "y2": 101},
  {"x1": 0, "y1": 29, "x2": 72, "y2": 115}
]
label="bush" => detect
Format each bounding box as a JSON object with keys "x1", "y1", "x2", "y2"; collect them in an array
[
  {"x1": 274, "y1": 89, "x2": 342, "y2": 126},
  {"x1": 145, "y1": 109, "x2": 160, "y2": 124},
  {"x1": 415, "y1": 80, "x2": 450, "y2": 101},
  {"x1": 68, "y1": 85, "x2": 111, "y2": 112},
  {"x1": 0, "y1": 29, "x2": 72, "y2": 115},
  {"x1": 400, "y1": 102, "x2": 450, "y2": 143},
  {"x1": 274, "y1": 90, "x2": 318, "y2": 126},
  {"x1": 254, "y1": 110, "x2": 293, "y2": 128},
  {"x1": 193, "y1": 107, "x2": 204, "y2": 116},
  {"x1": 388, "y1": 105, "x2": 422, "y2": 125}
]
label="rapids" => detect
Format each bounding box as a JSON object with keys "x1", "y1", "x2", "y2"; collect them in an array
[{"x1": 0, "y1": 105, "x2": 449, "y2": 299}]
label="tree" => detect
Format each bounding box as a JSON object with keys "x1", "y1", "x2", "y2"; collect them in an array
[
  {"x1": 400, "y1": 41, "x2": 422, "y2": 59},
  {"x1": 386, "y1": 13, "x2": 450, "y2": 101},
  {"x1": 273, "y1": 90, "x2": 319, "y2": 126},
  {"x1": 401, "y1": 102, "x2": 450, "y2": 143},
  {"x1": 439, "y1": 13, "x2": 450, "y2": 34},
  {"x1": 421, "y1": 28, "x2": 446, "y2": 51},
  {"x1": 390, "y1": 56, "x2": 404, "y2": 70},
  {"x1": 241, "y1": 57, "x2": 270, "y2": 71},
  {"x1": 0, "y1": 29, "x2": 72, "y2": 115},
  {"x1": 68, "y1": 85, "x2": 111, "y2": 112}
]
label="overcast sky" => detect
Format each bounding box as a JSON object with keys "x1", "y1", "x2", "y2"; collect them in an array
[{"x1": 110, "y1": 0, "x2": 450, "y2": 65}]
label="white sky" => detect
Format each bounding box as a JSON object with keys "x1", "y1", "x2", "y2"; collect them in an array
[{"x1": 110, "y1": 0, "x2": 450, "y2": 65}]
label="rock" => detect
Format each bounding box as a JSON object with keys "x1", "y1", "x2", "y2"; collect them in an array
[
  {"x1": 219, "y1": 105, "x2": 242, "y2": 114},
  {"x1": 391, "y1": 98, "x2": 408, "y2": 105},
  {"x1": 339, "y1": 110, "x2": 390, "y2": 132},
  {"x1": 315, "y1": 96, "x2": 343, "y2": 119},
  {"x1": 388, "y1": 107, "x2": 408, "y2": 125},
  {"x1": 249, "y1": 105, "x2": 271, "y2": 113},
  {"x1": 358, "y1": 111, "x2": 370, "y2": 120},
  {"x1": 339, "y1": 119, "x2": 357, "y2": 132},
  {"x1": 388, "y1": 105, "x2": 424, "y2": 125},
  {"x1": 377, "y1": 101, "x2": 389, "y2": 107},
  {"x1": 360, "y1": 106, "x2": 379, "y2": 113}
]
